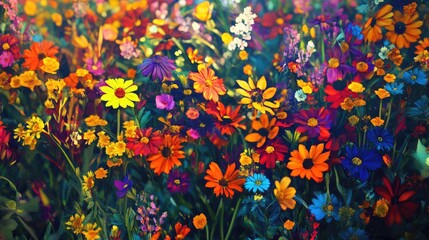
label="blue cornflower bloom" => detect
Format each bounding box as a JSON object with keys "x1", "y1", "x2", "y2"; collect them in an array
[
  {"x1": 402, "y1": 68, "x2": 427, "y2": 86},
  {"x1": 339, "y1": 227, "x2": 369, "y2": 240},
  {"x1": 114, "y1": 175, "x2": 133, "y2": 198},
  {"x1": 341, "y1": 146, "x2": 383, "y2": 182},
  {"x1": 350, "y1": 24, "x2": 363, "y2": 40},
  {"x1": 366, "y1": 127, "x2": 394, "y2": 151},
  {"x1": 384, "y1": 82, "x2": 404, "y2": 95},
  {"x1": 408, "y1": 95, "x2": 429, "y2": 120},
  {"x1": 244, "y1": 173, "x2": 270, "y2": 193},
  {"x1": 308, "y1": 192, "x2": 341, "y2": 223}
]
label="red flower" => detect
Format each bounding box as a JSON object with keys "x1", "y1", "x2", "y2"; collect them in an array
[
  {"x1": 126, "y1": 128, "x2": 163, "y2": 156},
  {"x1": 255, "y1": 138, "x2": 288, "y2": 169},
  {"x1": 121, "y1": 8, "x2": 149, "y2": 39},
  {"x1": 375, "y1": 176, "x2": 419, "y2": 225},
  {"x1": 294, "y1": 107, "x2": 332, "y2": 140},
  {"x1": 0, "y1": 121, "x2": 13, "y2": 161},
  {"x1": 324, "y1": 81, "x2": 357, "y2": 109},
  {"x1": 206, "y1": 101, "x2": 246, "y2": 135}
]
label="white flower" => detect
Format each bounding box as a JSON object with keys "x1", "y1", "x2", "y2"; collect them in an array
[
  {"x1": 228, "y1": 6, "x2": 256, "y2": 51},
  {"x1": 294, "y1": 90, "x2": 307, "y2": 102},
  {"x1": 378, "y1": 46, "x2": 389, "y2": 60}
]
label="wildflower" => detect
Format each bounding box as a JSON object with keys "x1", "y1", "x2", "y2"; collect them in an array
[
  {"x1": 123, "y1": 121, "x2": 137, "y2": 138},
  {"x1": 375, "y1": 176, "x2": 419, "y2": 225},
  {"x1": 236, "y1": 76, "x2": 279, "y2": 114},
  {"x1": 193, "y1": 213, "x2": 207, "y2": 230},
  {"x1": 284, "y1": 220, "x2": 295, "y2": 230},
  {"x1": 82, "y1": 223, "x2": 102, "y2": 240},
  {"x1": 375, "y1": 88, "x2": 390, "y2": 99},
  {"x1": 325, "y1": 46, "x2": 354, "y2": 83},
  {"x1": 348, "y1": 82, "x2": 365, "y2": 93},
  {"x1": 339, "y1": 227, "x2": 369, "y2": 240},
  {"x1": 23, "y1": 40, "x2": 59, "y2": 70},
  {"x1": 308, "y1": 192, "x2": 342, "y2": 223},
  {"x1": 193, "y1": 1, "x2": 213, "y2": 22},
  {"x1": 384, "y1": 73, "x2": 396, "y2": 83},
  {"x1": 287, "y1": 143, "x2": 330, "y2": 183},
  {"x1": 273, "y1": 176, "x2": 296, "y2": 210},
  {"x1": 147, "y1": 134, "x2": 185, "y2": 175},
  {"x1": 244, "y1": 173, "x2": 270, "y2": 193},
  {"x1": 94, "y1": 167, "x2": 108, "y2": 179},
  {"x1": 294, "y1": 89, "x2": 307, "y2": 102},
  {"x1": 367, "y1": 127, "x2": 394, "y2": 151},
  {"x1": 255, "y1": 138, "x2": 288, "y2": 169},
  {"x1": 204, "y1": 162, "x2": 245, "y2": 198},
  {"x1": 384, "y1": 82, "x2": 404, "y2": 95},
  {"x1": 127, "y1": 128, "x2": 163, "y2": 156},
  {"x1": 167, "y1": 170, "x2": 190, "y2": 194},
  {"x1": 82, "y1": 171, "x2": 95, "y2": 192},
  {"x1": 65, "y1": 213, "x2": 85, "y2": 234},
  {"x1": 348, "y1": 115, "x2": 360, "y2": 126},
  {"x1": 245, "y1": 114, "x2": 279, "y2": 148},
  {"x1": 228, "y1": 6, "x2": 257, "y2": 50},
  {"x1": 116, "y1": 36, "x2": 141, "y2": 60},
  {"x1": 341, "y1": 146, "x2": 383, "y2": 182},
  {"x1": 206, "y1": 101, "x2": 246, "y2": 135},
  {"x1": 155, "y1": 93, "x2": 175, "y2": 110},
  {"x1": 373, "y1": 198, "x2": 389, "y2": 218},
  {"x1": 325, "y1": 81, "x2": 356, "y2": 109},
  {"x1": 294, "y1": 107, "x2": 331, "y2": 139},
  {"x1": 0, "y1": 34, "x2": 20, "y2": 67},
  {"x1": 16, "y1": 71, "x2": 43, "y2": 91},
  {"x1": 100, "y1": 78, "x2": 140, "y2": 109},
  {"x1": 371, "y1": 117, "x2": 385, "y2": 127},
  {"x1": 174, "y1": 222, "x2": 191, "y2": 240},
  {"x1": 114, "y1": 175, "x2": 133, "y2": 198},
  {"x1": 385, "y1": 11, "x2": 423, "y2": 49},
  {"x1": 138, "y1": 55, "x2": 176, "y2": 81},
  {"x1": 362, "y1": 4, "x2": 393, "y2": 43},
  {"x1": 85, "y1": 115, "x2": 108, "y2": 127},
  {"x1": 0, "y1": 122, "x2": 13, "y2": 161},
  {"x1": 85, "y1": 58, "x2": 105, "y2": 76},
  {"x1": 239, "y1": 152, "x2": 253, "y2": 166},
  {"x1": 40, "y1": 57, "x2": 59, "y2": 74},
  {"x1": 407, "y1": 95, "x2": 429, "y2": 119},
  {"x1": 243, "y1": 64, "x2": 253, "y2": 75},
  {"x1": 402, "y1": 68, "x2": 427, "y2": 85},
  {"x1": 188, "y1": 67, "x2": 226, "y2": 102},
  {"x1": 25, "y1": 115, "x2": 45, "y2": 139}
]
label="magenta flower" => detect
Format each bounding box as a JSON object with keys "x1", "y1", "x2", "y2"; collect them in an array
[
  {"x1": 325, "y1": 46, "x2": 354, "y2": 83},
  {"x1": 138, "y1": 55, "x2": 176, "y2": 81},
  {"x1": 167, "y1": 170, "x2": 190, "y2": 194},
  {"x1": 85, "y1": 57, "x2": 105, "y2": 76},
  {"x1": 294, "y1": 107, "x2": 332, "y2": 140},
  {"x1": 155, "y1": 93, "x2": 175, "y2": 111}
]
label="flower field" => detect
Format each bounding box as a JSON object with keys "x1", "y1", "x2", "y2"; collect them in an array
[{"x1": 1, "y1": 0, "x2": 429, "y2": 239}]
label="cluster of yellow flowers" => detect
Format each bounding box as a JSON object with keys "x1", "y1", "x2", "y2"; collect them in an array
[
  {"x1": 65, "y1": 213, "x2": 102, "y2": 240},
  {"x1": 13, "y1": 116, "x2": 46, "y2": 150}
]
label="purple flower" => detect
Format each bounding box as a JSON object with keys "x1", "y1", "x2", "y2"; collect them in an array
[
  {"x1": 155, "y1": 93, "x2": 175, "y2": 110},
  {"x1": 167, "y1": 170, "x2": 190, "y2": 194},
  {"x1": 138, "y1": 55, "x2": 176, "y2": 81},
  {"x1": 325, "y1": 46, "x2": 355, "y2": 83},
  {"x1": 0, "y1": 51, "x2": 14, "y2": 67},
  {"x1": 85, "y1": 58, "x2": 105, "y2": 76},
  {"x1": 114, "y1": 175, "x2": 133, "y2": 198}
]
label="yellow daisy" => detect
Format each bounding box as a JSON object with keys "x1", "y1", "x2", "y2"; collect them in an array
[{"x1": 100, "y1": 78, "x2": 140, "y2": 109}]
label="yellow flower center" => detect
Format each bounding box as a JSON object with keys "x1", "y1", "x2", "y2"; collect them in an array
[
  {"x1": 114, "y1": 88, "x2": 126, "y2": 98},
  {"x1": 307, "y1": 118, "x2": 318, "y2": 127},
  {"x1": 135, "y1": 19, "x2": 141, "y2": 26},
  {"x1": 276, "y1": 18, "x2": 284, "y2": 25},
  {"x1": 352, "y1": 157, "x2": 362, "y2": 166},
  {"x1": 340, "y1": 42, "x2": 349, "y2": 52},
  {"x1": 174, "y1": 179, "x2": 181, "y2": 185},
  {"x1": 140, "y1": 137, "x2": 149, "y2": 144},
  {"x1": 265, "y1": 146, "x2": 275, "y2": 153},
  {"x1": 92, "y1": 65, "x2": 98, "y2": 70},
  {"x1": 205, "y1": 79, "x2": 213, "y2": 87},
  {"x1": 356, "y1": 62, "x2": 369, "y2": 72},
  {"x1": 2, "y1": 43, "x2": 10, "y2": 50},
  {"x1": 328, "y1": 58, "x2": 340, "y2": 68}
]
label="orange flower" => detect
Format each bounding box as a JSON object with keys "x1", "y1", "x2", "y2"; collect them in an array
[
  {"x1": 274, "y1": 176, "x2": 296, "y2": 210},
  {"x1": 283, "y1": 220, "x2": 295, "y2": 230},
  {"x1": 192, "y1": 213, "x2": 207, "y2": 229},
  {"x1": 245, "y1": 114, "x2": 279, "y2": 148},
  {"x1": 147, "y1": 134, "x2": 185, "y2": 175},
  {"x1": 204, "y1": 162, "x2": 245, "y2": 198},
  {"x1": 414, "y1": 38, "x2": 429, "y2": 56},
  {"x1": 385, "y1": 11, "x2": 423, "y2": 49},
  {"x1": 23, "y1": 41, "x2": 59, "y2": 70},
  {"x1": 287, "y1": 144, "x2": 330, "y2": 182},
  {"x1": 188, "y1": 67, "x2": 226, "y2": 102},
  {"x1": 174, "y1": 222, "x2": 190, "y2": 240},
  {"x1": 206, "y1": 101, "x2": 246, "y2": 135},
  {"x1": 94, "y1": 167, "x2": 108, "y2": 179},
  {"x1": 362, "y1": 4, "x2": 393, "y2": 42}
]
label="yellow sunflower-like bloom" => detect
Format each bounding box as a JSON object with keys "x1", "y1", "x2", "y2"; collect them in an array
[
  {"x1": 236, "y1": 76, "x2": 279, "y2": 115},
  {"x1": 100, "y1": 78, "x2": 140, "y2": 109}
]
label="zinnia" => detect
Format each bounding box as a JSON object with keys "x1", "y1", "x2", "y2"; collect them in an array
[
  {"x1": 287, "y1": 144, "x2": 330, "y2": 183},
  {"x1": 189, "y1": 67, "x2": 226, "y2": 102},
  {"x1": 204, "y1": 162, "x2": 245, "y2": 198}
]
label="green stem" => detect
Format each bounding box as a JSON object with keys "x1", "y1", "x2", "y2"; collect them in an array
[
  {"x1": 225, "y1": 197, "x2": 242, "y2": 240},
  {"x1": 379, "y1": 99, "x2": 382, "y2": 118},
  {"x1": 210, "y1": 198, "x2": 223, "y2": 240},
  {"x1": 220, "y1": 199, "x2": 225, "y2": 240},
  {"x1": 117, "y1": 109, "x2": 121, "y2": 137},
  {"x1": 384, "y1": 97, "x2": 394, "y2": 130},
  {"x1": 205, "y1": 224, "x2": 210, "y2": 240},
  {"x1": 50, "y1": 133, "x2": 80, "y2": 182}
]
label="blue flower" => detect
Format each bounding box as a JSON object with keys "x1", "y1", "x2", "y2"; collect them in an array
[
  {"x1": 384, "y1": 82, "x2": 404, "y2": 95},
  {"x1": 244, "y1": 173, "x2": 270, "y2": 193},
  {"x1": 114, "y1": 175, "x2": 133, "y2": 198},
  {"x1": 408, "y1": 95, "x2": 429, "y2": 120},
  {"x1": 138, "y1": 55, "x2": 176, "y2": 81},
  {"x1": 308, "y1": 192, "x2": 341, "y2": 223},
  {"x1": 339, "y1": 227, "x2": 369, "y2": 240},
  {"x1": 366, "y1": 127, "x2": 394, "y2": 151},
  {"x1": 341, "y1": 146, "x2": 382, "y2": 182},
  {"x1": 402, "y1": 68, "x2": 427, "y2": 86}
]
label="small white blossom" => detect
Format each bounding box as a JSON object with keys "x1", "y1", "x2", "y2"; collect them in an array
[
  {"x1": 294, "y1": 90, "x2": 307, "y2": 102},
  {"x1": 228, "y1": 6, "x2": 256, "y2": 51}
]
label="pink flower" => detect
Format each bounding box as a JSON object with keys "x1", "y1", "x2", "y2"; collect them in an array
[{"x1": 155, "y1": 94, "x2": 175, "y2": 110}]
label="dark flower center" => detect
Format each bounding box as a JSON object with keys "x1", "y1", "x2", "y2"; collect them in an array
[
  {"x1": 114, "y1": 88, "x2": 126, "y2": 98},
  {"x1": 371, "y1": 17, "x2": 377, "y2": 27},
  {"x1": 378, "y1": 136, "x2": 383, "y2": 142},
  {"x1": 222, "y1": 115, "x2": 233, "y2": 124},
  {"x1": 38, "y1": 53, "x2": 46, "y2": 60},
  {"x1": 257, "y1": 128, "x2": 269, "y2": 137},
  {"x1": 251, "y1": 90, "x2": 263, "y2": 103},
  {"x1": 303, "y1": 158, "x2": 314, "y2": 169},
  {"x1": 162, "y1": 147, "x2": 172, "y2": 158},
  {"x1": 332, "y1": 79, "x2": 347, "y2": 90},
  {"x1": 219, "y1": 178, "x2": 228, "y2": 187},
  {"x1": 394, "y1": 22, "x2": 406, "y2": 34}
]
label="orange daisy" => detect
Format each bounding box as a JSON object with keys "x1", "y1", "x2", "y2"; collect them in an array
[
  {"x1": 362, "y1": 4, "x2": 393, "y2": 43},
  {"x1": 204, "y1": 162, "x2": 245, "y2": 198},
  {"x1": 287, "y1": 143, "x2": 330, "y2": 183},
  {"x1": 188, "y1": 67, "x2": 226, "y2": 102},
  {"x1": 385, "y1": 11, "x2": 423, "y2": 49},
  {"x1": 146, "y1": 134, "x2": 185, "y2": 175},
  {"x1": 415, "y1": 38, "x2": 429, "y2": 55},
  {"x1": 206, "y1": 101, "x2": 246, "y2": 136},
  {"x1": 23, "y1": 40, "x2": 59, "y2": 70},
  {"x1": 245, "y1": 114, "x2": 279, "y2": 148}
]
